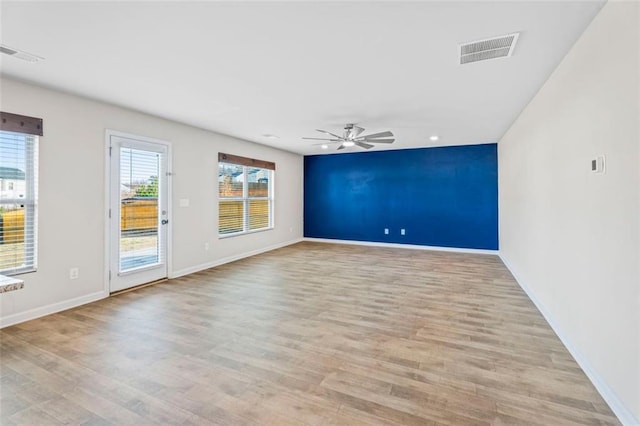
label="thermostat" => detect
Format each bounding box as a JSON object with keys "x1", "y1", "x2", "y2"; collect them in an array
[{"x1": 591, "y1": 155, "x2": 605, "y2": 174}]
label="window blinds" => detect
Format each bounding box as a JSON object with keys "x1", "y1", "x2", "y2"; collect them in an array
[
  {"x1": 0, "y1": 130, "x2": 38, "y2": 275},
  {"x1": 119, "y1": 147, "x2": 164, "y2": 272},
  {"x1": 219, "y1": 163, "x2": 245, "y2": 235},
  {"x1": 218, "y1": 160, "x2": 273, "y2": 236}
]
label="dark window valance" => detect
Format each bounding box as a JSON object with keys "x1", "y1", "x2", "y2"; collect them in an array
[
  {"x1": 218, "y1": 152, "x2": 275, "y2": 170},
  {"x1": 0, "y1": 112, "x2": 43, "y2": 136}
]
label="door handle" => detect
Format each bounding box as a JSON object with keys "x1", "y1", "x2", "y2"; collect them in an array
[{"x1": 161, "y1": 219, "x2": 169, "y2": 225}]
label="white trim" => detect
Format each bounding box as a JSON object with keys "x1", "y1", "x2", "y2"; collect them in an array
[
  {"x1": 0, "y1": 238, "x2": 301, "y2": 328},
  {"x1": 0, "y1": 132, "x2": 38, "y2": 276},
  {"x1": 304, "y1": 238, "x2": 499, "y2": 255},
  {"x1": 219, "y1": 226, "x2": 274, "y2": 239},
  {"x1": 0, "y1": 290, "x2": 107, "y2": 329},
  {"x1": 169, "y1": 238, "x2": 303, "y2": 279},
  {"x1": 104, "y1": 129, "x2": 173, "y2": 293},
  {"x1": 217, "y1": 163, "x2": 274, "y2": 238},
  {"x1": 499, "y1": 253, "x2": 638, "y2": 426},
  {"x1": 103, "y1": 133, "x2": 111, "y2": 295},
  {"x1": 116, "y1": 262, "x2": 164, "y2": 277}
]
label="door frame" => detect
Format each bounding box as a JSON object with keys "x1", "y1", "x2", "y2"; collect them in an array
[{"x1": 104, "y1": 129, "x2": 173, "y2": 294}]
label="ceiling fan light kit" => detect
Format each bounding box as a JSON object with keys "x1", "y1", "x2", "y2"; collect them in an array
[{"x1": 303, "y1": 123, "x2": 395, "y2": 151}]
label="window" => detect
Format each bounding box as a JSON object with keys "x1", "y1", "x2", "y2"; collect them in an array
[
  {"x1": 0, "y1": 130, "x2": 39, "y2": 275},
  {"x1": 218, "y1": 153, "x2": 274, "y2": 236}
]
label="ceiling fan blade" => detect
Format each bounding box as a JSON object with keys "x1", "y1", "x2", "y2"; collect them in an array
[
  {"x1": 302, "y1": 137, "x2": 341, "y2": 141},
  {"x1": 366, "y1": 138, "x2": 395, "y2": 144},
  {"x1": 356, "y1": 141, "x2": 374, "y2": 149},
  {"x1": 316, "y1": 129, "x2": 343, "y2": 139},
  {"x1": 351, "y1": 125, "x2": 365, "y2": 138},
  {"x1": 336, "y1": 144, "x2": 346, "y2": 150},
  {"x1": 356, "y1": 131, "x2": 393, "y2": 140},
  {"x1": 312, "y1": 141, "x2": 341, "y2": 146}
]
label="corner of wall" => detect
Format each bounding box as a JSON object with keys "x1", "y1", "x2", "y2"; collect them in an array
[{"x1": 499, "y1": 252, "x2": 639, "y2": 426}]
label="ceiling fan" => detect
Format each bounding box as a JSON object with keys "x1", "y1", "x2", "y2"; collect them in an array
[{"x1": 303, "y1": 124, "x2": 395, "y2": 150}]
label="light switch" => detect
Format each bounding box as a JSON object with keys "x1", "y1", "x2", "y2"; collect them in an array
[{"x1": 179, "y1": 198, "x2": 190, "y2": 207}]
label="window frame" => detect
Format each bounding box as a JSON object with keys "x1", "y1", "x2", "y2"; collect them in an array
[
  {"x1": 218, "y1": 162, "x2": 274, "y2": 238},
  {"x1": 0, "y1": 130, "x2": 39, "y2": 276}
]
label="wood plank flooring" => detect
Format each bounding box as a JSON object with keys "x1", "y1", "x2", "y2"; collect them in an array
[{"x1": 0, "y1": 241, "x2": 619, "y2": 425}]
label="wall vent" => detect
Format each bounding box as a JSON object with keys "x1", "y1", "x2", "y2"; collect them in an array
[
  {"x1": 0, "y1": 44, "x2": 43, "y2": 63},
  {"x1": 459, "y1": 33, "x2": 519, "y2": 65}
]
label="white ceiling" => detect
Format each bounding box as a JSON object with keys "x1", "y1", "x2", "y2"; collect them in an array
[{"x1": 1, "y1": 1, "x2": 605, "y2": 155}]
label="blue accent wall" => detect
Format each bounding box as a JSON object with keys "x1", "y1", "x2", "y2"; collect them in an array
[{"x1": 304, "y1": 143, "x2": 498, "y2": 250}]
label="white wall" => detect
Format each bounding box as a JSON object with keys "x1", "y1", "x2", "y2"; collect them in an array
[
  {"x1": 499, "y1": 2, "x2": 639, "y2": 424},
  {"x1": 0, "y1": 77, "x2": 303, "y2": 326}
]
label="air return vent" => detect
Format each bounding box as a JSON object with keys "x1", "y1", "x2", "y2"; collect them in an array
[
  {"x1": 0, "y1": 44, "x2": 43, "y2": 63},
  {"x1": 459, "y1": 33, "x2": 519, "y2": 65}
]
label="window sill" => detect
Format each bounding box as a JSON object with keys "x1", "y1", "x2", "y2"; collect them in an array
[
  {"x1": 0, "y1": 268, "x2": 37, "y2": 277},
  {"x1": 218, "y1": 227, "x2": 274, "y2": 239},
  {"x1": 0, "y1": 274, "x2": 24, "y2": 293}
]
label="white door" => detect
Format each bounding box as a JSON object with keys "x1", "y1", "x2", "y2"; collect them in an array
[{"x1": 108, "y1": 132, "x2": 170, "y2": 292}]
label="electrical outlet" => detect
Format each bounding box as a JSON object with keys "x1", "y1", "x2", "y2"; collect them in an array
[
  {"x1": 204, "y1": 242, "x2": 210, "y2": 251},
  {"x1": 401, "y1": 229, "x2": 406, "y2": 236},
  {"x1": 384, "y1": 228, "x2": 389, "y2": 235},
  {"x1": 69, "y1": 268, "x2": 79, "y2": 280}
]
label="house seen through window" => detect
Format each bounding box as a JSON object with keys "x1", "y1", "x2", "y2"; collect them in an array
[{"x1": 0, "y1": 130, "x2": 39, "y2": 275}]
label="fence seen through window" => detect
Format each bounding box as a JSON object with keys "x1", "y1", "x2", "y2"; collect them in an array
[
  {"x1": 0, "y1": 130, "x2": 38, "y2": 275},
  {"x1": 218, "y1": 162, "x2": 272, "y2": 236}
]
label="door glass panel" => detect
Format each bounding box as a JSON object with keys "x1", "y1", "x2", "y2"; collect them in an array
[{"x1": 120, "y1": 147, "x2": 160, "y2": 272}]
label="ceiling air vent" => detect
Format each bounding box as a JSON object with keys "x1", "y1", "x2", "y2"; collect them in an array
[
  {"x1": 459, "y1": 33, "x2": 519, "y2": 65},
  {"x1": 0, "y1": 44, "x2": 43, "y2": 63}
]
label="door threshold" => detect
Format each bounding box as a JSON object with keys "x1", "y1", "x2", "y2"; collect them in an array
[{"x1": 110, "y1": 278, "x2": 168, "y2": 296}]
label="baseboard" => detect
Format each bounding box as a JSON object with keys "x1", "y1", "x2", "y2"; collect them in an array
[
  {"x1": 0, "y1": 239, "x2": 303, "y2": 329},
  {"x1": 0, "y1": 290, "x2": 108, "y2": 329},
  {"x1": 169, "y1": 238, "x2": 304, "y2": 279},
  {"x1": 304, "y1": 237, "x2": 499, "y2": 255},
  {"x1": 499, "y1": 253, "x2": 638, "y2": 426}
]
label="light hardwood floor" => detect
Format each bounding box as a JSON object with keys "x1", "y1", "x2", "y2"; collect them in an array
[{"x1": 0, "y1": 242, "x2": 619, "y2": 425}]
